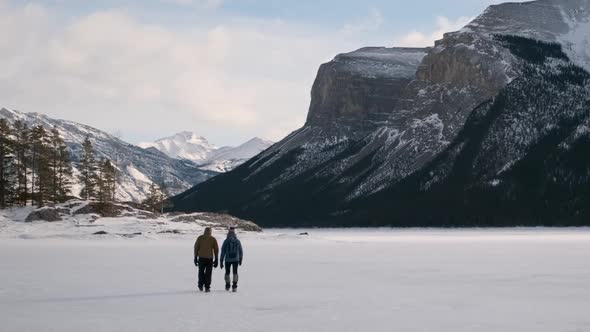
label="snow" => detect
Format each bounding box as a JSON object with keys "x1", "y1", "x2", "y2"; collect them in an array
[
  {"x1": 490, "y1": 179, "x2": 501, "y2": 187},
  {"x1": 0, "y1": 108, "x2": 214, "y2": 202},
  {"x1": 198, "y1": 137, "x2": 274, "y2": 172},
  {"x1": 461, "y1": 0, "x2": 590, "y2": 72},
  {"x1": 334, "y1": 47, "x2": 427, "y2": 78},
  {"x1": 559, "y1": 7, "x2": 590, "y2": 72},
  {"x1": 139, "y1": 132, "x2": 217, "y2": 164},
  {"x1": 126, "y1": 165, "x2": 152, "y2": 184},
  {"x1": 411, "y1": 114, "x2": 445, "y2": 141},
  {"x1": 140, "y1": 133, "x2": 273, "y2": 172},
  {"x1": 1, "y1": 228, "x2": 590, "y2": 331}
]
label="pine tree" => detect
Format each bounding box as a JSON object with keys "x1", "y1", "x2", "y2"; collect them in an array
[
  {"x1": 143, "y1": 182, "x2": 168, "y2": 213},
  {"x1": 12, "y1": 120, "x2": 29, "y2": 206},
  {"x1": 56, "y1": 143, "x2": 73, "y2": 202},
  {"x1": 78, "y1": 136, "x2": 98, "y2": 200},
  {"x1": 0, "y1": 119, "x2": 15, "y2": 208},
  {"x1": 158, "y1": 181, "x2": 172, "y2": 213},
  {"x1": 48, "y1": 127, "x2": 72, "y2": 203},
  {"x1": 29, "y1": 125, "x2": 51, "y2": 207},
  {"x1": 97, "y1": 159, "x2": 117, "y2": 203},
  {"x1": 143, "y1": 183, "x2": 158, "y2": 212}
]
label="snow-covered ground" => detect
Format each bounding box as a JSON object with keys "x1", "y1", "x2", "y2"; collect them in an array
[{"x1": 1, "y1": 228, "x2": 590, "y2": 331}]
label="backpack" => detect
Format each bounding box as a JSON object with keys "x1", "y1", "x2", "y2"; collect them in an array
[{"x1": 226, "y1": 239, "x2": 240, "y2": 260}]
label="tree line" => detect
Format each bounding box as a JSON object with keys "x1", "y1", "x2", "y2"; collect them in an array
[{"x1": 0, "y1": 118, "x2": 119, "y2": 208}]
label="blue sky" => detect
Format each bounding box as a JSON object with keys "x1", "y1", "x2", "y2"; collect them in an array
[{"x1": 1, "y1": 0, "x2": 518, "y2": 146}]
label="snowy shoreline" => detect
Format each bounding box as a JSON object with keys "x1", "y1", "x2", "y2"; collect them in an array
[{"x1": 3, "y1": 201, "x2": 590, "y2": 242}]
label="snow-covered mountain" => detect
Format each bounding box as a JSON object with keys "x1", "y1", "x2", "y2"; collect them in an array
[
  {"x1": 198, "y1": 137, "x2": 274, "y2": 172},
  {"x1": 172, "y1": 0, "x2": 590, "y2": 227},
  {"x1": 140, "y1": 133, "x2": 273, "y2": 172},
  {"x1": 0, "y1": 108, "x2": 217, "y2": 202},
  {"x1": 138, "y1": 132, "x2": 217, "y2": 164}
]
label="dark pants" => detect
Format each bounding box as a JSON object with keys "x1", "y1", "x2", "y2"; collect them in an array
[
  {"x1": 198, "y1": 257, "x2": 214, "y2": 289},
  {"x1": 225, "y1": 262, "x2": 238, "y2": 276},
  {"x1": 224, "y1": 262, "x2": 239, "y2": 286}
]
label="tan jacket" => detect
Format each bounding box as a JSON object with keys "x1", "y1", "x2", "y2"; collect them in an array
[{"x1": 194, "y1": 233, "x2": 219, "y2": 259}]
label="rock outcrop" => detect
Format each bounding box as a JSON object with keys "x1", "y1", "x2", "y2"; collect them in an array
[
  {"x1": 25, "y1": 208, "x2": 63, "y2": 222},
  {"x1": 306, "y1": 47, "x2": 427, "y2": 135},
  {"x1": 171, "y1": 213, "x2": 263, "y2": 232}
]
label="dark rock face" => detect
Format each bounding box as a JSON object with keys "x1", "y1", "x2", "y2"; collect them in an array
[
  {"x1": 26, "y1": 208, "x2": 62, "y2": 222},
  {"x1": 171, "y1": 0, "x2": 590, "y2": 227},
  {"x1": 348, "y1": 36, "x2": 590, "y2": 227},
  {"x1": 73, "y1": 202, "x2": 133, "y2": 218},
  {"x1": 306, "y1": 47, "x2": 427, "y2": 135}
]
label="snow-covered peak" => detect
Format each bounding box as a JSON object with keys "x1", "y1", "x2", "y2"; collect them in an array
[
  {"x1": 139, "y1": 131, "x2": 217, "y2": 164},
  {"x1": 172, "y1": 131, "x2": 214, "y2": 146},
  {"x1": 206, "y1": 137, "x2": 273, "y2": 162},
  {"x1": 140, "y1": 132, "x2": 274, "y2": 172},
  {"x1": 462, "y1": 0, "x2": 590, "y2": 71}
]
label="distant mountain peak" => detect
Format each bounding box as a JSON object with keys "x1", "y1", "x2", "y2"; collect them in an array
[
  {"x1": 163, "y1": 131, "x2": 212, "y2": 145},
  {"x1": 140, "y1": 132, "x2": 274, "y2": 172}
]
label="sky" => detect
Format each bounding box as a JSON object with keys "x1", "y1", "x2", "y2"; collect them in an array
[{"x1": 0, "y1": 0, "x2": 522, "y2": 146}]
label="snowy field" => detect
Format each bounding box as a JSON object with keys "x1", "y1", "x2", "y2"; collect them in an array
[{"x1": 2, "y1": 228, "x2": 590, "y2": 332}]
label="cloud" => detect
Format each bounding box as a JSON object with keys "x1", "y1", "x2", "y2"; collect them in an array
[
  {"x1": 341, "y1": 7, "x2": 384, "y2": 35},
  {"x1": 161, "y1": 0, "x2": 223, "y2": 8},
  {"x1": 396, "y1": 16, "x2": 473, "y2": 47},
  {"x1": 0, "y1": 2, "x2": 359, "y2": 144},
  {"x1": 0, "y1": 1, "x2": 480, "y2": 146}
]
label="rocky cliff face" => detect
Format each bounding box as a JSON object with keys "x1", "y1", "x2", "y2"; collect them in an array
[
  {"x1": 171, "y1": 0, "x2": 590, "y2": 227},
  {"x1": 306, "y1": 47, "x2": 427, "y2": 135}
]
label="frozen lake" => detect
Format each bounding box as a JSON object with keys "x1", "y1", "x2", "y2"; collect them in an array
[{"x1": 1, "y1": 229, "x2": 590, "y2": 331}]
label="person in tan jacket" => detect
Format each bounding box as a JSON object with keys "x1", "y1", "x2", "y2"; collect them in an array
[{"x1": 193, "y1": 227, "x2": 219, "y2": 292}]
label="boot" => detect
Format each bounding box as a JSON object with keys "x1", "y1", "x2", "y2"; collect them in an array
[
  {"x1": 232, "y1": 274, "x2": 238, "y2": 292},
  {"x1": 225, "y1": 275, "x2": 231, "y2": 291}
]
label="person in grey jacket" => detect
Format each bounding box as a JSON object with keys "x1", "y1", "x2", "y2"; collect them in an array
[{"x1": 220, "y1": 227, "x2": 244, "y2": 292}]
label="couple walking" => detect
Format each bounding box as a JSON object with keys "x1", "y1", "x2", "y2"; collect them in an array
[{"x1": 193, "y1": 227, "x2": 243, "y2": 292}]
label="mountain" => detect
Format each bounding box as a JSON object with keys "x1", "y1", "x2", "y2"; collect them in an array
[
  {"x1": 140, "y1": 133, "x2": 273, "y2": 172},
  {"x1": 138, "y1": 132, "x2": 217, "y2": 164},
  {"x1": 198, "y1": 137, "x2": 275, "y2": 172},
  {"x1": 0, "y1": 108, "x2": 217, "y2": 202},
  {"x1": 171, "y1": 0, "x2": 590, "y2": 228}
]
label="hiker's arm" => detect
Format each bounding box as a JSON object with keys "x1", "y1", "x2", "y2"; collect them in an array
[
  {"x1": 220, "y1": 240, "x2": 226, "y2": 262},
  {"x1": 194, "y1": 238, "x2": 200, "y2": 257},
  {"x1": 213, "y1": 239, "x2": 219, "y2": 261},
  {"x1": 239, "y1": 241, "x2": 244, "y2": 261}
]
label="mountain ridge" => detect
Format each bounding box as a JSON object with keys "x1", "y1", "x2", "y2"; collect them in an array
[
  {"x1": 0, "y1": 108, "x2": 217, "y2": 202},
  {"x1": 139, "y1": 133, "x2": 273, "y2": 172},
  {"x1": 171, "y1": 0, "x2": 590, "y2": 227}
]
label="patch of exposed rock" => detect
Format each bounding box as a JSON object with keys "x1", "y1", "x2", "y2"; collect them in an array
[
  {"x1": 73, "y1": 202, "x2": 158, "y2": 219},
  {"x1": 25, "y1": 208, "x2": 63, "y2": 222},
  {"x1": 171, "y1": 213, "x2": 263, "y2": 232},
  {"x1": 306, "y1": 47, "x2": 428, "y2": 136}
]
